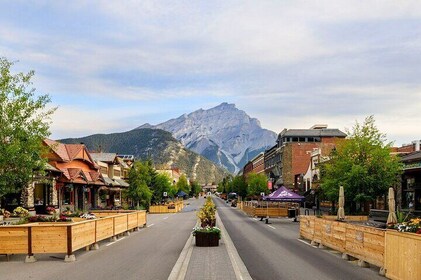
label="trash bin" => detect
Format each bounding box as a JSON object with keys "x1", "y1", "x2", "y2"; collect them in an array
[{"x1": 288, "y1": 208, "x2": 296, "y2": 218}]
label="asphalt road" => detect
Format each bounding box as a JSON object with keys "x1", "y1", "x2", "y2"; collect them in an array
[
  {"x1": 0, "y1": 198, "x2": 203, "y2": 280},
  {"x1": 215, "y1": 197, "x2": 385, "y2": 280}
]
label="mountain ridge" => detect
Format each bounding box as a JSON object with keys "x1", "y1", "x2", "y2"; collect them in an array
[
  {"x1": 59, "y1": 128, "x2": 230, "y2": 184},
  {"x1": 136, "y1": 103, "x2": 277, "y2": 173}
]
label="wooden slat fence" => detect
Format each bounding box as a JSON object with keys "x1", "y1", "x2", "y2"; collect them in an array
[
  {"x1": 300, "y1": 215, "x2": 421, "y2": 279},
  {"x1": 0, "y1": 210, "x2": 146, "y2": 262}
]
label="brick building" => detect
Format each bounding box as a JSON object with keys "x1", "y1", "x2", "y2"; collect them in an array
[
  {"x1": 251, "y1": 152, "x2": 265, "y2": 174},
  {"x1": 276, "y1": 125, "x2": 346, "y2": 191}
]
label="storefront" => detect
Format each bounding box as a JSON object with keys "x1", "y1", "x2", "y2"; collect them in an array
[{"x1": 401, "y1": 151, "x2": 421, "y2": 214}]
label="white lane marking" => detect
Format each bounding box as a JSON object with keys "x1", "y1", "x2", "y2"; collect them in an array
[
  {"x1": 163, "y1": 217, "x2": 169, "y2": 220},
  {"x1": 147, "y1": 224, "x2": 155, "y2": 228},
  {"x1": 297, "y1": 238, "x2": 318, "y2": 248},
  {"x1": 106, "y1": 237, "x2": 126, "y2": 246},
  {"x1": 253, "y1": 218, "x2": 259, "y2": 221},
  {"x1": 267, "y1": 225, "x2": 276, "y2": 230}
]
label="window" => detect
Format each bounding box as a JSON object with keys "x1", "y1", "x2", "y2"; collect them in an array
[
  {"x1": 100, "y1": 166, "x2": 108, "y2": 175},
  {"x1": 63, "y1": 188, "x2": 72, "y2": 205}
]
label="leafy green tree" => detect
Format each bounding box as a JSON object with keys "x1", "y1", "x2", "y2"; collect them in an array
[
  {"x1": 320, "y1": 116, "x2": 402, "y2": 213},
  {"x1": 232, "y1": 175, "x2": 248, "y2": 198},
  {"x1": 189, "y1": 181, "x2": 202, "y2": 197},
  {"x1": 151, "y1": 172, "x2": 172, "y2": 203},
  {"x1": 128, "y1": 161, "x2": 153, "y2": 208},
  {"x1": 246, "y1": 173, "x2": 268, "y2": 196},
  {"x1": 176, "y1": 174, "x2": 190, "y2": 195},
  {"x1": 0, "y1": 58, "x2": 55, "y2": 202}
]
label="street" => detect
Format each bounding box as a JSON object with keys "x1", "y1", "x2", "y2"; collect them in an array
[
  {"x1": 0, "y1": 197, "x2": 388, "y2": 280},
  {"x1": 0, "y1": 198, "x2": 203, "y2": 280},
  {"x1": 215, "y1": 197, "x2": 384, "y2": 280}
]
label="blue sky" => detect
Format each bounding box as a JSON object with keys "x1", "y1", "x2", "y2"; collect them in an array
[{"x1": 1, "y1": 1, "x2": 421, "y2": 146}]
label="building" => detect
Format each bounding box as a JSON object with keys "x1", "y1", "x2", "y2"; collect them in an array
[
  {"x1": 264, "y1": 144, "x2": 281, "y2": 188},
  {"x1": 242, "y1": 161, "x2": 254, "y2": 177},
  {"x1": 42, "y1": 139, "x2": 106, "y2": 212},
  {"x1": 90, "y1": 152, "x2": 131, "y2": 208},
  {"x1": 251, "y1": 152, "x2": 265, "y2": 174},
  {"x1": 277, "y1": 124, "x2": 347, "y2": 191},
  {"x1": 398, "y1": 140, "x2": 421, "y2": 214},
  {"x1": 156, "y1": 166, "x2": 182, "y2": 185}
]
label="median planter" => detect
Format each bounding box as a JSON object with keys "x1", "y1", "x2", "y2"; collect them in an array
[
  {"x1": 195, "y1": 231, "x2": 220, "y2": 247},
  {"x1": 193, "y1": 197, "x2": 220, "y2": 247}
]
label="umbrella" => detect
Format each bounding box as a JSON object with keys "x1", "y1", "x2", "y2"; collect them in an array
[
  {"x1": 387, "y1": 187, "x2": 397, "y2": 224},
  {"x1": 337, "y1": 186, "x2": 345, "y2": 220}
]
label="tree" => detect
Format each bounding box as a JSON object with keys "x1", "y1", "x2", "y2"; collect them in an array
[
  {"x1": 189, "y1": 181, "x2": 202, "y2": 197},
  {"x1": 232, "y1": 175, "x2": 248, "y2": 198},
  {"x1": 128, "y1": 161, "x2": 153, "y2": 209},
  {"x1": 151, "y1": 172, "x2": 172, "y2": 204},
  {"x1": 320, "y1": 116, "x2": 402, "y2": 213},
  {"x1": 176, "y1": 174, "x2": 190, "y2": 194},
  {"x1": 246, "y1": 173, "x2": 268, "y2": 196},
  {"x1": 0, "y1": 58, "x2": 55, "y2": 202}
]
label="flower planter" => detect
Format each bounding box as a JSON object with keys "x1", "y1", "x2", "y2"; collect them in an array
[{"x1": 195, "y1": 231, "x2": 219, "y2": 247}]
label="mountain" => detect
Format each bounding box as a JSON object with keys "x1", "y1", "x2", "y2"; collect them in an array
[
  {"x1": 137, "y1": 103, "x2": 277, "y2": 173},
  {"x1": 59, "y1": 128, "x2": 230, "y2": 184}
]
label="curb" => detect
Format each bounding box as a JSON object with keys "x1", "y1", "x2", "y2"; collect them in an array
[
  {"x1": 168, "y1": 200, "x2": 252, "y2": 280},
  {"x1": 216, "y1": 211, "x2": 253, "y2": 280}
]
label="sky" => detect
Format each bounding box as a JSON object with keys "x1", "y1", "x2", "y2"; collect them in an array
[{"x1": 1, "y1": 1, "x2": 421, "y2": 146}]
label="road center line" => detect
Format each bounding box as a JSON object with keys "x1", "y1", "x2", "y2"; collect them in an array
[
  {"x1": 147, "y1": 223, "x2": 155, "y2": 227},
  {"x1": 106, "y1": 237, "x2": 126, "y2": 246},
  {"x1": 267, "y1": 225, "x2": 276, "y2": 230},
  {"x1": 163, "y1": 217, "x2": 169, "y2": 220}
]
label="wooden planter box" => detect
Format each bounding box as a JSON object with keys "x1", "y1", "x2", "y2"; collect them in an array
[
  {"x1": 385, "y1": 230, "x2": 421, "y2": 280},
  {"x1": 195, "y1": 231, "x2": 219, "y2": 247}
]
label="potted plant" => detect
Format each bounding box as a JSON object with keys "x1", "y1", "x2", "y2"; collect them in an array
[{"x1": 192, "y1": 197, "x2": 220, "y2": 246}]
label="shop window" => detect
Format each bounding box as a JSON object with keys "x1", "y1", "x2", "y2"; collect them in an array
[
  {"x1": 407, "y1": 177, "x2": 415, "y2": 189},
  {"x1": 403, "y1": 191, "x2": 415, "y2": 209},
  {"x1": 63, "y1": 188, "x2": 72, "y2": 205}
]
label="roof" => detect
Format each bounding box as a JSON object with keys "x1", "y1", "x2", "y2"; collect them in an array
[
  {"x1": 44, "y1": 139, "x2": 95, "y2": 163},
  {"x1": 401, "y1": 151, "x2": 421, "y2": 162},
  {"x1": 114, "y1": 178, "x2": 129, "y2": 187},
  {"x1": 103, "y1": 176, "x2": 119, "y2": 186},
  {"x1": 280, "y1": 128, "x2": 347, "y2": 138},
  {"x1": 90, "y1": 152, "x2": 118, "y2": 163},
  {"x1": 44, "y1": 163, "x2": 62, "y2": 173},
  {"x1": 118, "y1": 155, "x2": 135, "y2": 161}
]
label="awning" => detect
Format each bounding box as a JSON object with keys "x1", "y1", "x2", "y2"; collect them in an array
[
  {"x1": 103, "y1": 177, "x2": 115, "y2": 186},
  {"x1": 114, "y1": 178, "x2": 129, "y2": 188},
  {"x1": 275, "y1": 178, "x2": 283, "y2": 186},
  {"x1": 263, "y1": 186, "x2": 305, "y2": 202}
]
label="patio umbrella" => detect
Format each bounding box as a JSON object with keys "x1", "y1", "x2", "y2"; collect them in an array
[
  {"x1": 387, "y1": 187, "x2": 397, "y2": 224},
  {"x1": 337, "y1": 186, "x2": 345, "y2": 220}
]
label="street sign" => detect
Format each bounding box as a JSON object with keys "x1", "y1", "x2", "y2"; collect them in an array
[
  {"x1": 260, "y1": 192, "x2": 265, "y2": 197},
  {"x1": 163, "y1": 192, "x2": 168, "y2": 197}
]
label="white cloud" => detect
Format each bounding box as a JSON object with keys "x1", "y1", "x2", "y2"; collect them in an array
[{"x1": 2, "y1": 1, "x2": 421, "y2": 143}]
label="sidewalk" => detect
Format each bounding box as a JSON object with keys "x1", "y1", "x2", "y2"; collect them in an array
[{"x1": 168, "y1": 211, "x2": 252, "y2": 280}]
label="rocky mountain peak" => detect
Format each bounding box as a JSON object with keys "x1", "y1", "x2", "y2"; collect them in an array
[{"x1": 137, "y1": 103, "x2": 277, "y2": 173}]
